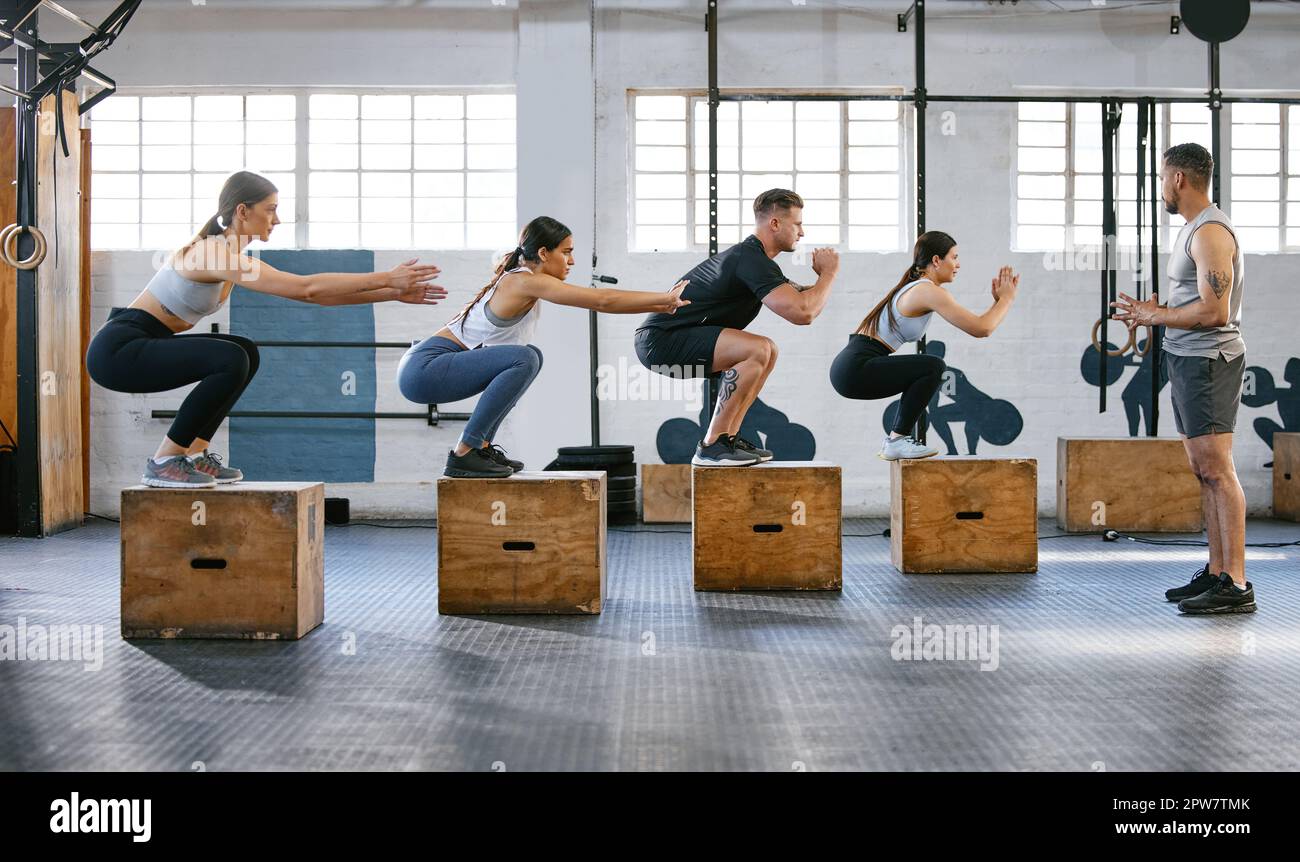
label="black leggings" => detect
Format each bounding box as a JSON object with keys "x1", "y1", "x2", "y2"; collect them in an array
[
  {"x1": 829, "y1": 334, "x2": 946, "y2": 435},
  {"x1": 86, "y1": 307, "x2": 260, "y2": 447}
]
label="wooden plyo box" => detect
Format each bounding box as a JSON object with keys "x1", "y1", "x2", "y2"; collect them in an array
[
  {"x1": 891, "y1": 457, "x2": 1037, "y2": 574},
  {"x1": 641, "y1": 463, "x2": 691, "y2": 523},
  {"x1": 121, "y1": 482, "x2": 324, "y2": 639},
  {"x1": 1275, "y1": 433, "x2": 1300, "y2": 522},
  {"x1": 1056, "y1": 437, "x2": 1202, "y2": 533},
  {"x1": 437, "y1": 471, "x2": 606, "y2": 614},
  {"x1": 692, "y1": 461, "x2": 841, "y2": 591}
]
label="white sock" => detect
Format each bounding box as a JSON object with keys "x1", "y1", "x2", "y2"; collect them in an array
[
  {"x1": 152, "y1": 455, "x2": 178, "y2": 465},
  {"x1": 187, "y1": 451, "x2": 206, "y2": 461},
  {"x1": 1233, "y1": 582, "x2": 1248, "y2": 592}
]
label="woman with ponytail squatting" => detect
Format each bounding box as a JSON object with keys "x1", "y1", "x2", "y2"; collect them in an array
[
  {"x1": 829, "y1": 231, "x2": 1020, "y2": 460},
  {"x1": 398, "y1": 216, "x2": 689, "y2": 478},
  {"x1": 86, "y1": 171, "x2": 446, "y2": 489}
]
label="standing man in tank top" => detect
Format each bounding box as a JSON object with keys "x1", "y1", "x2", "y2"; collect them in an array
[{"x1": 1112, "y1": 143, "x2": 1255, "y2": 614}]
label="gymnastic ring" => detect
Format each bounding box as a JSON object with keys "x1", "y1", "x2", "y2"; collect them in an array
[
  {"x1": 1, "y1": 224, "x2": 47, "y2": 270},
  {"x1": 1091, "y1": 317, "x2": 1134, "y2": 358},
  {"x1": 0, "y1": 224, "x2": 18, "y2": 256},
  {"x1": 1130, "y1": 324, "x2": 1153, "y2": 358}
]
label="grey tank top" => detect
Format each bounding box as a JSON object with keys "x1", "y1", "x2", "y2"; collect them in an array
[
  {"x1": 1163, "y1": 205, "x2": 1245, "y2": 360},
  {"x1": 877, "y1": 279, "x2": 934, "y2": 350},
  {"x1": 145, "y1": 262, "x2": 227, "y2": 325}
]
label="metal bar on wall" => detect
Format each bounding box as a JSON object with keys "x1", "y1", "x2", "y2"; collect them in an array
[
  {"x1": 705, "y1": 0, "x2": 719, "y2": 418},
  {"x1": 150, "y1": 410, "x2": 468, "y2": 422},
  {"x1": 719, "y1": 94, "x2": 1300, "y2": 106},
  {"x1": 13, "y1": 4, "x2": 41, "y2": 535},
  {"x1": 912, "y1": 0, "x2": 928, "y2": 445},
  {"x1": 1098, "y1": 101, "x2": 1120, "y2": 415},
  {"x1": 1149, "y1": 99, "x2": 1161, "y2": 436},
  {"x1": 1208, "y1": 41, "x2": 1222, "y2": 206}
]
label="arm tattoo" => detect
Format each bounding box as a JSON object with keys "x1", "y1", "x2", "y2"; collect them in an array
[{"x1": 1206, "y1": 269, "x2": 1230, "y2": 300}]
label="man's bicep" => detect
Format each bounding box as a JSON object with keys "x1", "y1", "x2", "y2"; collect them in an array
[{"x1": 1191, "y1": 225, "x2": 1235, "y2": 303}]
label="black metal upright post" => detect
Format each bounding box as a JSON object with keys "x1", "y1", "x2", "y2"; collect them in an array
[
  {"x1": 588, "y1": 0, "x2": 600, "y2": 445},
  {"x1": 1098, "y1": 101, "x2": 1120, "y2": 415},
  {"x1": 705, "y1": 0, "x2": 720, "y2": 419},
  {"x1": 912, "y1": 0, "x2": 928, "y2": 445},
  {"x1": 1208, "y1": 41, "x2": 1222, "y2": 206},
  {"x1": 13, "y1": 3, "x2": 42, "y2": 536},
  {"x1": 1148, "y1": 100, "x2": 1161, "y2": 436}
]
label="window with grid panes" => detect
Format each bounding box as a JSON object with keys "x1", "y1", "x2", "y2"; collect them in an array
[
  {"x1": 89, "y1": 91, "x2": 517, "y2": 251},
  {"x1": 1229, "y1": 103, "x2": 1297, "y2": 253},
  {"x1": 630, "y1": 93, "x2": 906, "y2": 253},
  {"x1": 89, "y1": 94, "x2": 297, "y2": 250},
  {"x1": 1015, "y1": 102, "x2": 1214, "y2": 252},
  {"x1": 307, "y1": 92, "x2": 516, "y2": 249}
]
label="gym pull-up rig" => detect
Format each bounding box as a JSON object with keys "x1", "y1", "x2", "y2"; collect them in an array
[
  {"x1": 703, "y1": 0, "x2": 1293, "y2": 441},
  {"x1": 3, "y1": 0, "x2": 141, "y2": 536}
]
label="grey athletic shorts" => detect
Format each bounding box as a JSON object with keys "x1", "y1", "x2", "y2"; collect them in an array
[{"x1": 1166, "y1": 351, "x2": 1245, "y2": 438}]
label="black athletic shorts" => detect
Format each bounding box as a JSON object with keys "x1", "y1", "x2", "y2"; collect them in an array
[
  {"x1": 1166, "y1": 351, "x2": 1245, "y2": 438},
  {"x1": 634, "y1": 325, "x2": 723, "y2": 379}
]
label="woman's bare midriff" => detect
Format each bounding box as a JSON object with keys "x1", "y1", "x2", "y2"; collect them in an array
[
  {"x1": 127, "y1": 291, "x2": 194, "y2": 334},
  {"x1": 434, "y1": 327, "x2": 467, "y2": 348}
]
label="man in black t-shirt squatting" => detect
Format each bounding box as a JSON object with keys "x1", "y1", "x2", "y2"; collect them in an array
[{"x1": 634, "y1": 189, "x2": 839, "y2": 466}]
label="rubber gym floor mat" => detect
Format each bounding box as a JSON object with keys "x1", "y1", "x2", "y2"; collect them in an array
[{"x1": 0, "y1": 518, "x2": 1296, "y2": 771}]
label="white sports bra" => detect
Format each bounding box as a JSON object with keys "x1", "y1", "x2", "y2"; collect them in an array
[{"x1": 446, "y1": 267, "x2": 541, "y2": 348}]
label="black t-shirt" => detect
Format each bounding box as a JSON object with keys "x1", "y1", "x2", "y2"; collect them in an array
[{"x1": 638, "y1": 235, "x2": 789, "y2": 332}]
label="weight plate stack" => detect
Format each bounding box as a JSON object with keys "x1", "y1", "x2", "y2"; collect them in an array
[{"x1": 545, "y1": 445, "x2": 639, "y2": 521}]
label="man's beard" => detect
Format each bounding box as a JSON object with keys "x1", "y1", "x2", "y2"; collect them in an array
[{"x1": 1163, "y1": 195, "x2": 1179, "y2": 215}]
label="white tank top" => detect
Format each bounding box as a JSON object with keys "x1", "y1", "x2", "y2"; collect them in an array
[{"x1": 446, "y1": 267, "x2": 542, "y2": 348}]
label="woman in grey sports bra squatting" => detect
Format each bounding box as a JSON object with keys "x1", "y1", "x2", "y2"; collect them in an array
[
  {"x1": 829, "y1": 230, "x2": 1021, "y2": 460},
  {"x1": 85, "y1": 171, "x2": 446, "y2": 489},
  {"x1": 397, "y1": 215, "x2": 689, "y2": 478}
]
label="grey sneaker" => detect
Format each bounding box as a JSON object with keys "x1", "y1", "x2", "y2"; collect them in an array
[
  {"x1": 190, "y1": 450, "x2": 243, "y2": 484},
  {"x1": 691, "y1": 435, "x2": 761, "y2": 467},
  {"x1": 732, "y1": 435, "x2": 773, "y2": 462},
  {"x1": 143, "y1": 455, "x2": 217, "y2": 489},
  {"x1": 878, "y1": 435, "x2": 940, "y2": 461}
]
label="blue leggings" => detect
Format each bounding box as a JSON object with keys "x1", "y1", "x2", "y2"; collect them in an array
[{"x1": 397, "y1": 336, "x2": 543, "y2": 449}]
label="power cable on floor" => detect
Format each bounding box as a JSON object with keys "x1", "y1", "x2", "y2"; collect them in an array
[{"x1": 1103, "y1": 529, "x2": 1300, "y2": 549}]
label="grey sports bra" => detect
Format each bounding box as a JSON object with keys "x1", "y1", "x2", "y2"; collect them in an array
[
  {"x1": 877, "y1": 279, "x2": 934, "y2": 350},
  {"x1": 145, "y1": 262, "x2": 226, "y2": 325}
]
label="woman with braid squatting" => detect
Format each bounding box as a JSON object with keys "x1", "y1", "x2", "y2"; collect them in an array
[
  {"x1": 829, "y1": 231, "x2": 1021, "y2": 460},
  {"x1": 86, "y1": 171, "x2": 446, "y2": 488},
  {"x1": 398, "y1": 216, "x2": 689, "y2": 478}
]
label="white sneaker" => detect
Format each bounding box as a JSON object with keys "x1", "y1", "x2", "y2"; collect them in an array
[{"x1": 878, "y1": 435, "x2": 939, "y2": 461}]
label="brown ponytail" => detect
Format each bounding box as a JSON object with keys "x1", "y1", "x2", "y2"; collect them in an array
[
  {"x1": 451, "y1": 215, "x2": 572, "y2": 324},
  {"x1": 855, "y1": 230, "x2": 956, "y2": 338},
  {"x1": 184, "y1": 170, "x2": 279, "y2": 250}
]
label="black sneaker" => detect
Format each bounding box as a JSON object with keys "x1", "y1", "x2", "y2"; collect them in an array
[
  {"x1": 443, "y1": 447, "x2": 513, "y2": 478},
  {"x1": 1164, "y1": 564, "x2": 1218, "y2": 602},
  {"x1": 732, "y1": 435, "x2": 773, "y2": 462},
  {"x1": 691, "y1": 434, "x2": 760, "y2": 467},
  {"x1": 1178, "y1": 573, "x2": 1257, "y2": 615},
  {"x1": 483, "y1": 444, "x2": 523, "y2": 472}
]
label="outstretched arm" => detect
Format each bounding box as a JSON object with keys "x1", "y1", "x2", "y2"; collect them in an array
[
  {"x1": 913, "y1": 267, "x2": 1018, "y2": 338},
  {"x1": 519, "y1": 273, "x2": 691, "y2": 314},
  {"x1": 183, "y1": 242, "x2": 445, "y2": 306}
]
